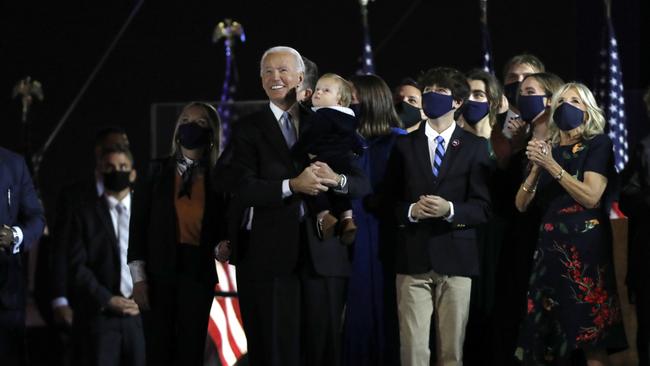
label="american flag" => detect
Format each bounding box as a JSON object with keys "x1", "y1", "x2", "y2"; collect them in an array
[
  {"x1": 207, "y1": 262, "x2": 247, "y2": 365},
  {"x1": 479, "y1": 0, "x2": 494, "y2": 74},
  {"x1": 358, "y1": 0, "x2": 375, "y2": 75},
  {"x1": 596, "y1": 17, "x2": 628, "y2": 173}
]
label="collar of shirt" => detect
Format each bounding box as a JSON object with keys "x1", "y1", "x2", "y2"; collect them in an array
[
  {"x1": 269, "y1": 101, "x2": 299, "y2": 124},
  {"x1": 311, "y1": 105, "x2": 356, "y2": 117},
  {"x1": 95, "y1": 177, "x2": 105, "y2": 197},
  {"x1": 105, "y1": 193, "x2": 131, "y2": 213},
  {"x1": 424, "y1": 120, "x2": 456, "y2": 149},
  {"x1": 176, "y1": 154, "x2": 198, "y2": 176}
]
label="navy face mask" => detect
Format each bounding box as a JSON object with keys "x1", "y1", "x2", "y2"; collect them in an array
[
  {"x1": 462, "y1": 100, "x2": 490, "y2": 126},
  {"x1": 178, "y1": 122, "x2": 212, "y2": 149},
  {"x1": 503, "y1": 82, "x2": 521, "y2": 109},
  {"x1": 396, "y1": 101, "x2": 422, "y2": 128},
  {"x1": 517, "y1": 95, "x2": 547, "y2": 123},
  {"x1": 553, "y1": 102, "x2": 585, "y2": 131},
  {"x1": 422, "y1": 92, "x2": 454, "y2": 119}
]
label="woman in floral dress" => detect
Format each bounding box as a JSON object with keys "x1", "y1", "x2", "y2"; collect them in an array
[{"x1": 513, "y1": 82, "x2": 627, "y2": 365}]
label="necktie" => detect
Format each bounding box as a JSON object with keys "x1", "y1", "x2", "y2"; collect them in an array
[
  {"x1": 280, "y1": 112, "x2": 297, "y2": 148},
  {"x1": 115, "y1": 203, "x2": 133, "y2": 298},
  {"x1": 432, "y1": 135, "x2": 445, "y2": 177}
]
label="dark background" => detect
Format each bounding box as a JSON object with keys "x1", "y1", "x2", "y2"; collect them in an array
[{"x1": 1, "y1": 0, "x2": 648, "y2": 220}]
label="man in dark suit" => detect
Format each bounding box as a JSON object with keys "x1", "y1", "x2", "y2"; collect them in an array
[
  {"x1": 229, "y1": 46, "x2": 370, "y2": 366},
  {"x1": 0, "y1": 146, "x2": 45, "y2": 365},
  {"x1": 67, "y1": 144, "x2": 144, "y2": 366},
  {"x1": 49, "y1": 126, "x2": 130, "y2": 328},
  {"x1": 383, "y1": 67, "x2": 491, "y2": 366}
]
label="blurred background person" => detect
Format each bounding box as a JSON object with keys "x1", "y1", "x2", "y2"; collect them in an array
[
  {"x1": 0, "y1": 147, "x2": 45, "y2": 365},
  {"x1": 297, "y1": 56, "x2": 319, "y2": 106},
  {"x1": 46, "y1": 126, "x2": 129, "y2": 365},
  {"x1": 47, "y1": 127, "x2": 129, "y2": 326},
  {"x1": 455, "y1": 68, "x2": 507, "y2": 366},
  {"x1": 343, "y1": 74, "x2": 405, "y2": 366},
  {"x1": 392, "y1": 77, "x2": 424, "y2": 131},
  {"x1": 620, "y1": 86, "x2": 650, "y2": 366},
  {"x1": 127, "y1": 102, "x2": 228, "y2": 366},
  {"x1": 67, "y1": 144, "x2": 144, "y2": 366},
  {"x1": 514, "y1": 83, "x2": 627, "y2": 365},
  {"x1": 490, "y1": 71, "x2": 565, "y2": 365},
  {"x1": 500, "y1": 54, "x2": 546, "y2": 151}
]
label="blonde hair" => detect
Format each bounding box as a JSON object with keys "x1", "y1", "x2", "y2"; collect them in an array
[
  {"x1": 547, "y1": 82, "x2": 605, "y2": 145},
  {"x1": 319, "y1": 73, "x2": 353, "y2": 107},
  {"x1": 170, "y1": 102, "x2": 222, "y2": 167}
]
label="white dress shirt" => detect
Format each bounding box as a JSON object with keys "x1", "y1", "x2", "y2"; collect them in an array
[
  {"x1": 105, "y1": 193, "x2": 134, "y2": 298},
  {"x1": 408, "y1": 121, "x2": 456, "y2": 222}
]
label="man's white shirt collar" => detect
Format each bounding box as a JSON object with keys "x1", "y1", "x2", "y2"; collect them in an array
[{"x1": 424, "y1": 120, "x2": 456, "y2": 146}]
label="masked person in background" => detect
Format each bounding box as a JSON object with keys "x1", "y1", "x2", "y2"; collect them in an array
[
  {"x1": 516, "y1": 72, "x2": 565, "y2": 142},
  {"x1": 393, "y1": 78, "x2": 424, "y2": 132},
  {"x1": 500, "y1": 54, "x2": 545, "y2": 150},
  {"x1": 455, "y1": 69, "x2": 511, "y2": 365},
  {"x1": 128, "y1": 102, "x2": 229, "y2": 366},
  {"x1": 67, "y1": 144, "x2": 144, "y2": 366}
]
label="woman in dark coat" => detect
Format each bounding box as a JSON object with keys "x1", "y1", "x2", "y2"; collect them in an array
[
  {"x1": 128, "y1": 102, "x2": 229, "y2": 366},
  {"x1": 342, "y1": 74, "x2": 406, "y2": 366}
]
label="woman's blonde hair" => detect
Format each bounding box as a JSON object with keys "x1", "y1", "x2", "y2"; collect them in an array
[
  {"x1": 170, "y1": 101, "x2": 222, "y2": 166},
  {"x1": 547, "y1": 82, "x2": 605, "y2": 145}
]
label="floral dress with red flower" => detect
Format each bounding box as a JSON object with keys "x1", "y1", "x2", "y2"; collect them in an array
[{"x1": 515, "y1": 135, "x2": 627, "y2": 364}]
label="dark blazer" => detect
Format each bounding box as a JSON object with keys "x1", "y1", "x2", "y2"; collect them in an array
[
  {"x1": 50, "y1": 178, "x2": 100, "y2": 301},
  {"x1": 127, "y1": 157, "x2": 227, "y2": 286},
  {"x1": 293, "y1": 108, "x2": 363, "y2": 172},
  {"x1": 383, "y1": 123, "x2": 491, "y2": 276},
  {"x1": 0, "y1": 147, "x2": 45, "y2": 311},
  {"x1": 229, "y1": 104, "x2": 371, "y2": 277},
  {"x1": 67, "y1": 196, "x2": 127, "y2": 321}
]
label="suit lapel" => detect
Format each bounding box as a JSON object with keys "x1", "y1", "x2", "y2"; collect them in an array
[
  {"x1": 96, "y1": 198, "x2": 118, "y2": 252},
  {"x1": 412, "y1": 123, "x2": 437, "y2": 189},
  {"x1": 433, "y1": 127, "x2": 464, "y2": 189}
]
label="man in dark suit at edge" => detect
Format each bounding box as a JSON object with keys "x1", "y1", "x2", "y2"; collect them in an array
[
  {"x1": 229, "y1": 46, "x2": 370, "y2": 366},
  {"x1": 0, "y1": 146, "x2": 46, "y2": 365}
]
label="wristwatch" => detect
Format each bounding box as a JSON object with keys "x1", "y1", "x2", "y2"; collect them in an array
[
  {"x1": 10, "y1": 227, "x2": 19, "y2": 245},
  {"x1": 336, "y1": 174, "x2": 347, "y2": 190}
]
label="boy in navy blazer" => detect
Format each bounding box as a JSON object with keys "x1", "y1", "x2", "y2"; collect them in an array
[{"x1": 384, "y1": 67, "x2": 491, "y2": 366}]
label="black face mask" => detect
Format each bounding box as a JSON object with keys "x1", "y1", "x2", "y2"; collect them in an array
[
  {"x1": 396, "y1": 101, "x2": 422, "y2": 128},
  {"x1": 103, "y1": 171, "x2": 131, "y2": 192},
  {"x1": 503, "y1": 82, "x2": 521, "y2": 109},
  {"x1": 177, "y1": 122, "x2": 211, "y2": 150}
]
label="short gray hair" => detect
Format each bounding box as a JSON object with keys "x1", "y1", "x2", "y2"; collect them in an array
[{"x1": 259, "y1": 46, "x2": 305, "y2": 76}]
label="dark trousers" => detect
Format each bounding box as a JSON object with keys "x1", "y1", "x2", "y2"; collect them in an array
[
  {"x1": 143, "y1": 249, "x2": 214, "y2": 366},
  {"x1": 0, "y1": 309, "x2": 26, "y2": 366},
  {"x1": 73, "y1": 313, "x2": 145, "y2": 366},
  {"x1": 237, "y1": 225, "x2": 348, "y2": 366}
]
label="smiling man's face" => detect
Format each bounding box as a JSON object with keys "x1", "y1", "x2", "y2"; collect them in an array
[{"x1": 261, "y1": 51, "x2": 304, "y2": 109}]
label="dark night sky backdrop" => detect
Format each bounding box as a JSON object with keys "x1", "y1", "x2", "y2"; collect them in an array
[{"x1": 1, "y1": 0, "x2": 648, "y2": 219}]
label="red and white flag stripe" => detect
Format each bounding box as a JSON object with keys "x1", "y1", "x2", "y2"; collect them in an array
[{"x1": 208, "y1": 261, "x2": 247, "y2": 365}]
